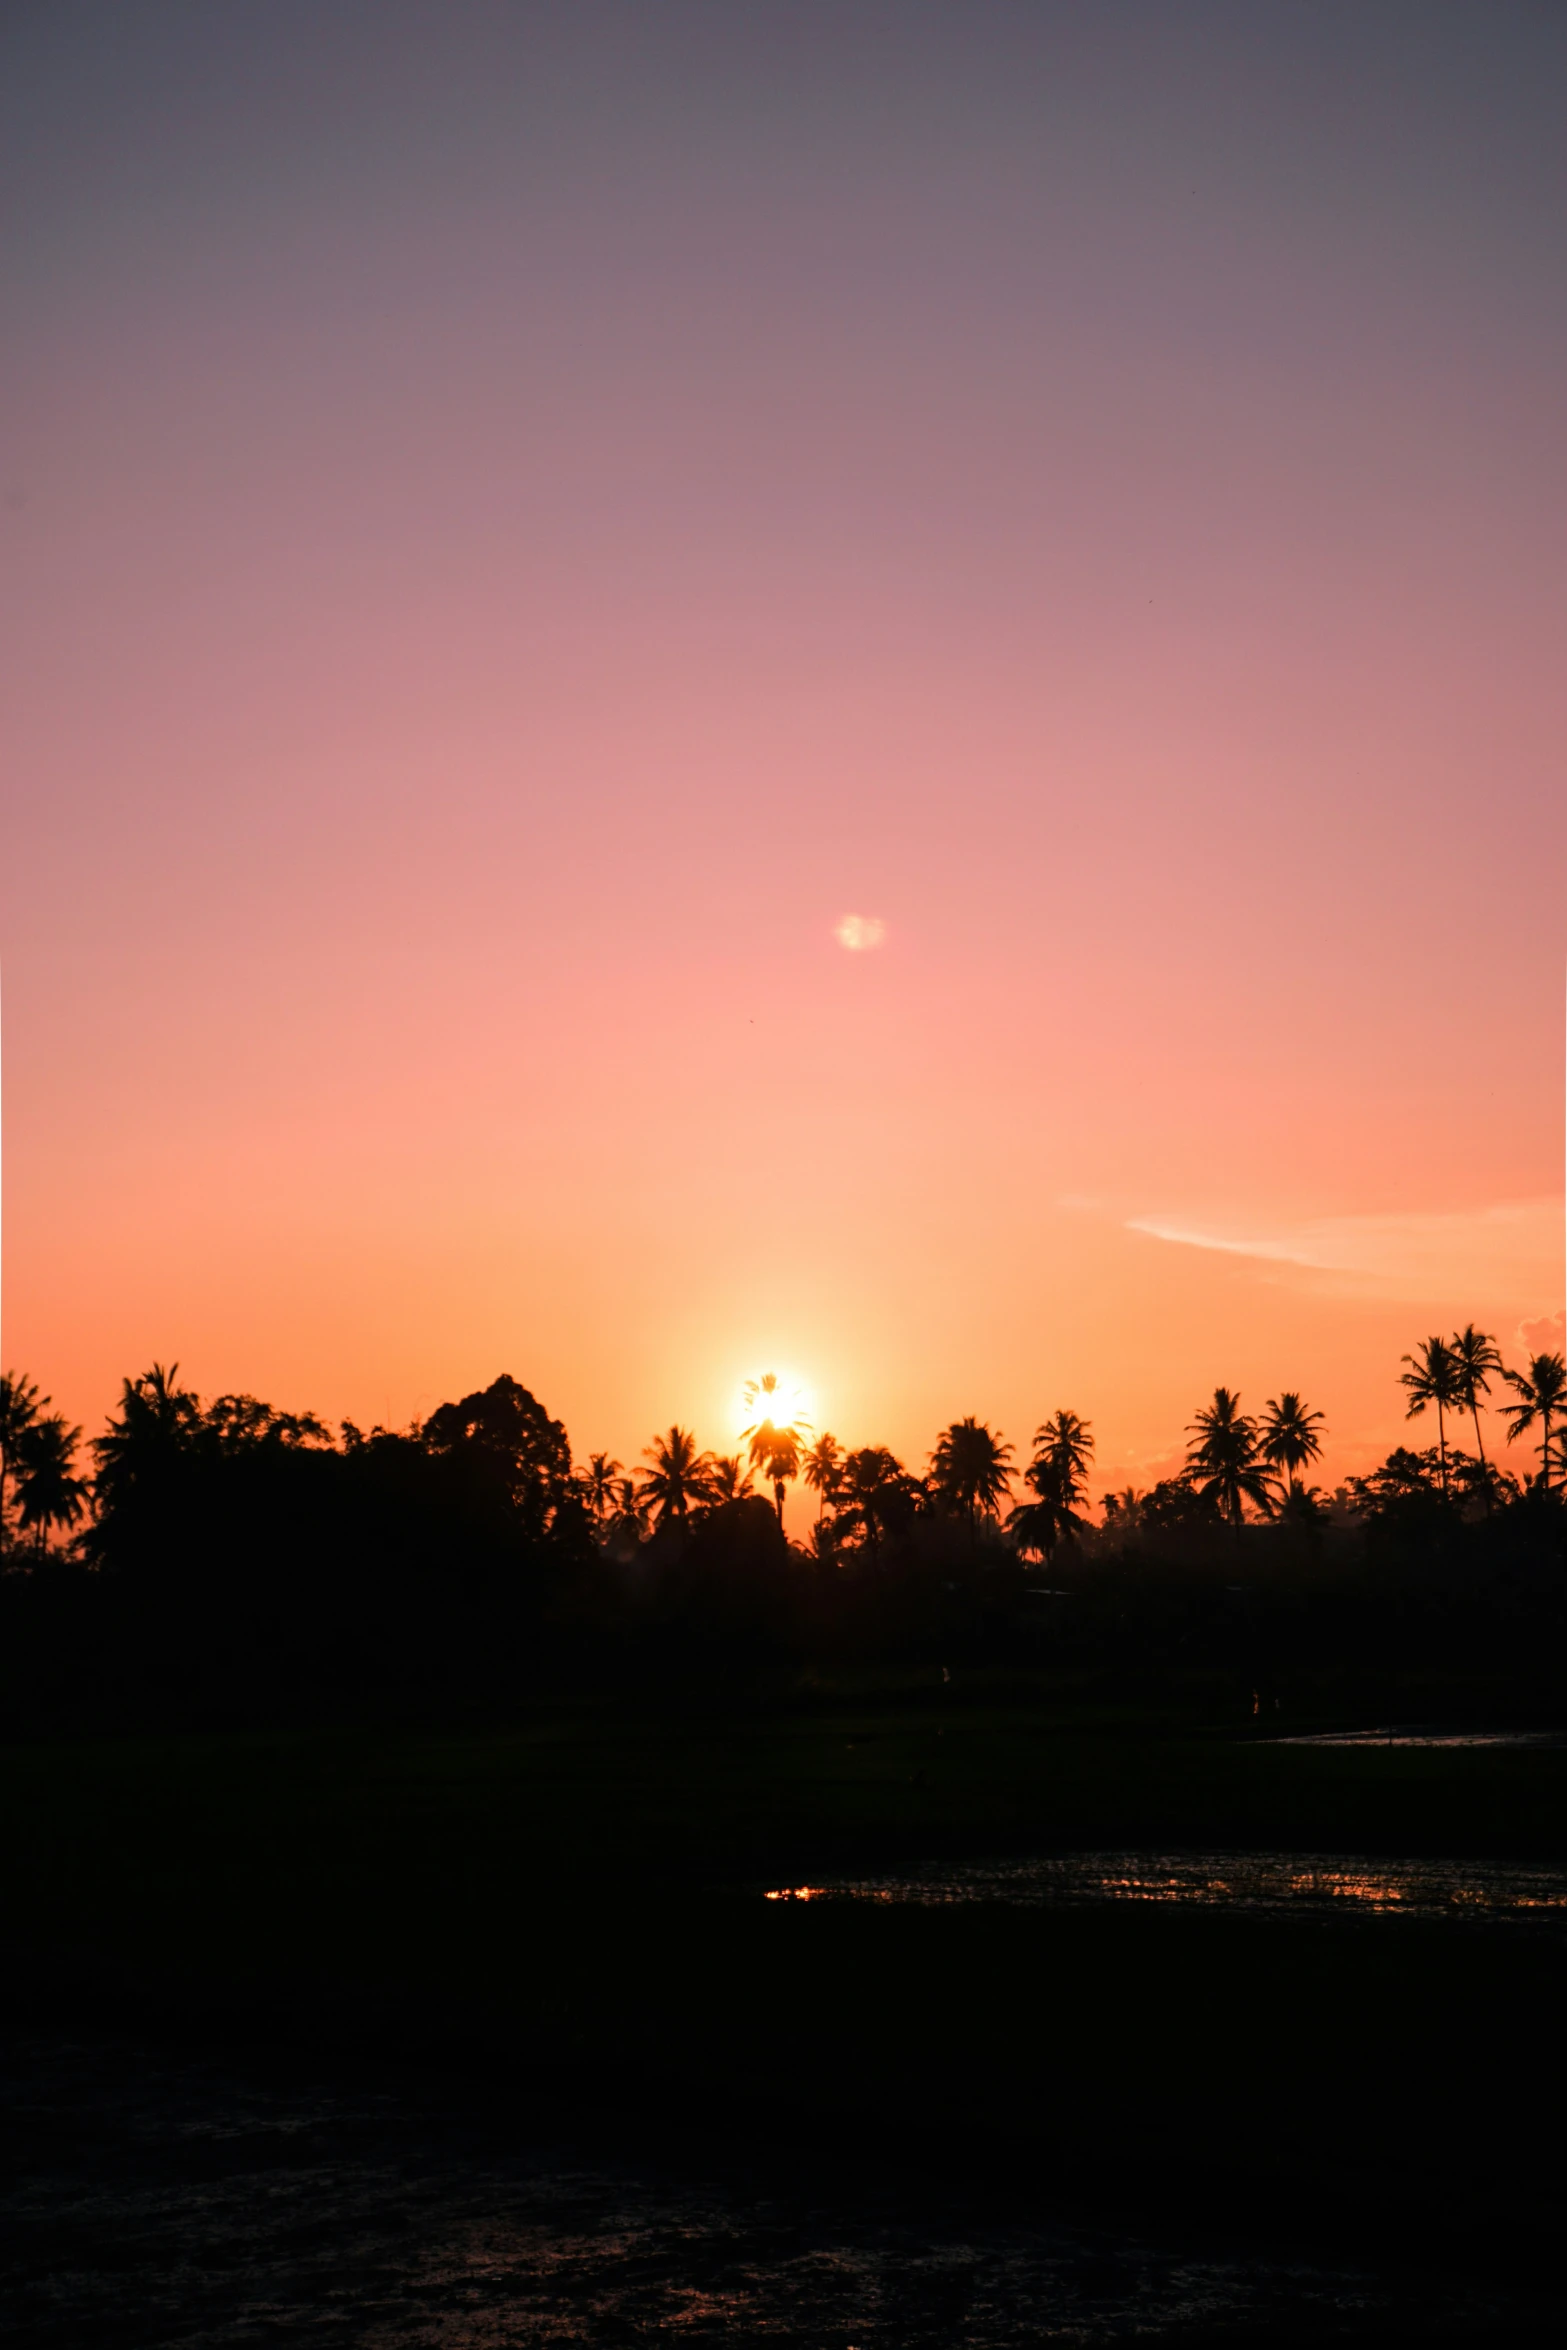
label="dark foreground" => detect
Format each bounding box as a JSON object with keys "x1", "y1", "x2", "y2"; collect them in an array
[
  {"x1": 2, "y1": 1680, "x2": 1565, "y2": 2341},
  {"x1": 6, "y1": 2031, "x2": 1564, "y2": 2348}
]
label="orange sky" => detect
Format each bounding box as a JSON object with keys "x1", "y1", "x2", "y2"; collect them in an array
[{"x1": 2, "y1": 6, "x2": 1563, "y2": 1517}]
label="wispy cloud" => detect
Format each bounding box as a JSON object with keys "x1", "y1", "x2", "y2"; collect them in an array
[{"x1": 1125, "y1": 1198, "x2": 1562, "y2": 1306}]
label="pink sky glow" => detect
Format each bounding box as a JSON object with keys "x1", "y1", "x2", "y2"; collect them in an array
[{"x1": 2, "y1": 5, "x2": 1563, "y2": 1513}]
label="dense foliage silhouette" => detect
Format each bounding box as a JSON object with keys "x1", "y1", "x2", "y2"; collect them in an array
[{"x1": 0, "y1": 1332, "x2": 1563, "y2": 1724}]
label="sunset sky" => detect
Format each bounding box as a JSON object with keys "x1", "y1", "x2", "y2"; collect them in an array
[{"x1": 3, "y1": 2, "x2": 1563, "y2": 1507}]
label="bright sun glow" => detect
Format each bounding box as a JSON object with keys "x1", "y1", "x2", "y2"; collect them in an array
[
  {"x1": 834, "y1": 913, "x2": 885, "y2": 951},
  {"x1": 733, "y1": 1370, "x2": 816, "y2": 1439}
]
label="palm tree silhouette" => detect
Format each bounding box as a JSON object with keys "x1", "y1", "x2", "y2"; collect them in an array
[
  {"x1": 1186, "y1": 1389, "x2": 1273, "y2": 1524},
  {"x1": 1009, "y1": 1411, "x2": 1095, "y2": 1561},
  {"x1": 742, "y1": 1372, "x2": 817, "y2": 1438},
  {"x1": 577, "y1": 1452, "x2": 624, "y2": 1526},
  {"x1": 748, "y1": 1426, "x2": 805, "y2": 1525},
  {"x1": 1399, "y1": 1337, "x2": 1463, "y2": 1501},
  {"x1": 830, "y1": 1447, "x2": 922, "y2": 1548},
  {"x1": 802, "y1": 1433, "x2": 844, "y2": 1520},
  {"x1": 15, "y1": 1415, "x2": 87, "y2": 1555},
  {"x1": 90, "y1": 1363, "x2": 203, "y2": 1521},
  {"x1": 929, "y1": 1418, "x2": 1015, "y2": 1523},
  {"x1": 610, "y1": 1475, "x2": 651, "y2": 1543},
  {"x1": 1499, "y1": 1351, "x2": 1567, "y2": 1492},
  {"x1": 1258, "y1": 1392, "x2": 1325, "y2": 1503},
  {"x1": 741, "y1": 1374, "x2": 813, "y2": 1526},
  {"x1": 704, "y1": 1454, "x2": 755, "y2": 1505},
  {"x1": 1449, "y1": 1326, "x2": 1503, "y2": 1500},
  {"x1": 0, "y1": 1371, "x2": 46, "y2": 1547},
  {"x1": 636, "y1": 1426, "x2": 716, "y2": 1528}
]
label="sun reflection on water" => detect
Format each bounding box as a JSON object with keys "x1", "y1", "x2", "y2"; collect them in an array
[{"x1": 763, "y1": 1854, "x2": 1567, "y2": 1925}]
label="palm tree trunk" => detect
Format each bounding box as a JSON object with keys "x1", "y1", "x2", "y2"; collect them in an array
[
  {"x1": 1544, "y1": 1408, "x2": 1554, "y2": 1493},
  {"x1": 1436, "y1": 1400, "x2": 1449, "y2": 1500},
  {"x1": 773, "y1": 1478, "x2": 785, "y2": 1525},
  {"x1": 1470, "y1": 1403, "x2": 1492, "y2": 1509}
]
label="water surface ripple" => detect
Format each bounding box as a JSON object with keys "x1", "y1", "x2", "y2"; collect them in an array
[{"x1": 764, "y1": 1851, "x2": 1567, "y2": 1925}]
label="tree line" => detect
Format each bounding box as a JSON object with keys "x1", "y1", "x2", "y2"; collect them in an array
[
  {"x1": 0, "y1": 1330, "x2": 1561, "y2": 1723},
  {"x1": 1, "y1": 1325, "x2": 1563, "y2": 1567}
]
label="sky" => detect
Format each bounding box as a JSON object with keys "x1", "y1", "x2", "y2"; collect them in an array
[{"x1": 3, "y1": 1, "x2": 1564, "y2": 1507}]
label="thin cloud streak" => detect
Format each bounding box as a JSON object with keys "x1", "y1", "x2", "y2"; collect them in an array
[{"x1": 1127, "y1": 1199, "x2": 1562, "y2": 1306}]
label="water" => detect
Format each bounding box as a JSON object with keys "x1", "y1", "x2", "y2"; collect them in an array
[
  {"x1": 764, "y1": 1850, "x2": 1567, "y2": 1925},
  {"x1": 0, "y1": 2035, "x2": 1541, "y2": 2346},
  {"x1": 1263, "y1": 1728, "x2": 1565, "y2": 1748}
]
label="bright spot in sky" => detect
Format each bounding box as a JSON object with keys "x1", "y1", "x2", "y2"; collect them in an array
[
  {"x1": 733, "y1": 1371, "x2": 816, "y2": 1439},
  {"x1": 835, "y1": 914, "x2": 886, "y2": 951}
]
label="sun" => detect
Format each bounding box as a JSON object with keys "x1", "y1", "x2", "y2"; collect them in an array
[{"x1": 734, "y1": 1369, "x2": 816, "y2": 1439}]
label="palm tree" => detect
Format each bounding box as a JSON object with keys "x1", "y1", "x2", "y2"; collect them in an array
[
  {"x1": 15, "y1": 1415, "x2": 87, "y2": 1555},
  {"x1": 1500, "y1": 1352, "x2": 1567, "y2": 1492},
  {"x1": 830, "y1": 1447, "x2": 922, "y2": 1547},
  {"x1": 1399, "y1": 1337, "x2": 1464, "y2": 1501},
  {"x1": 748, "y1": 1426, "x2": 805, "y2": 1525},
  {"x1": 929, "y1": 1418, "x2": 1015, "y2": 1522},
  {"x1": 1008, "y1": 1469, "x2": 1078, "y2": 1563},
  {"x1": 610, "y1": 1475, "x2": 651, "y2": 1543},
  {"x1": 1031, "y1": 1411, "x2": 1095, "y2": 1499},
  {"x1": 1186, "y1": 1388, "x2": 1274, "y2": 1524},
  {"x1": 741, "y1": 1373, "x2": 813, "y2": 1440},
  {"x1": 0, "y1": 1371, "x2": 46, "y2": 1547},
  {"x1": 1258, "y1": 1392, "x2": 1325, "y2": 1503},
  {"x1": 1277, "y1": 1480, "x2": 1331, "y2": 1530},
  {"x1": 802, "y1": 1433, "x2": 844, "y2": 1520},
  {"x1": 577, "y1": 1452, "x2": 624, "y2": 1526},
  {"x1": 741, "y1": 1373, "x2": 813, "y2": 1526},
  {"x1": 636, "y1": 1426, "x2": 716, "y2": 1528},
  {"x1": 1449, "y1": 1326, "x2": 1503, "y2": 1496},
  {"x1": 1010, "y1": 1411, "x2": 1095, "y2": 1562},
  {"x1": 1101, "y1": 1486, "x2": 1146, "y2": 1528},
  {"x1": 704, "y1": 1454, "x2": 755, "y2": 1505}
]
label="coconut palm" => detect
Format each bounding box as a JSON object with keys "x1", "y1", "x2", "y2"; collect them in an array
[
  {"x1": 636, "y1": 1426, "x2": 716, "y2": 1528},
  {"x1": 1499, "y1": 1352, "x2": 1567, "y2": 1492},
  {"x1": 748, "y1": 1426, "x2": 804, "y2": 1525},
  {"x1": 610, "y1": 1475, "x2": 651, "y2": 1543},
  {"x1": 15, "y1": 1415, "x2": 87, "y2": 1555},
  {"x1": 1030, "y1": 1411, "x2": 1095, "y2": 1500},
  {"x1": 1186, "y1": 1388, "x2": 1274, "y2": 1524},
  {"x1": 741, "y1": 1373, "x2": 813, "y2": 1526},
  {"x1": 802, "y1": 1433, "x2": 844, "y2": 1519},
  {"x1": 1399, "y1": 1337, "x2": 1464, "y2": 1501},
  {"x1": 1258, "y1": 1392, "x2": 1325, "y2": 1502},
  {"x1": 741, "y1": 1373, "x2": 813, "y2": 1441},
  {"x1": 1277, "y1": 1480, "x2": 1331, "y2": 1530},
  {"x1": 830, "y1": 1447, "x2": 923, "y2": 1547},
  {"x1": 0, "y1": 1371, "x2": 46, "y2": 1546},
  {"x1": 1101, "y1": 1486, "x2": 1146, "y2": 1527},
  {"x1": 577, "y1": 1452, "x2": 624, "y2": 1525},
  {"x1": 1449, "y1": 1326, "x2": 1503, "y2": 1496},
  {"x1": 1010, "y1": 1410, "x2": 1099, "y2": 1560},
  {"x1": 929, "y1": 1418, "x2": 1015, "y2": 1522},
  {"x1": 1008, "y1": 1469, "x2": 1078, "y2": 1562},
  {"x1": 704, "y1": 1454, "x2": 755, "y2": 1505},
  {"x1": 1010, "y1": 1411, "x2": 1095, "y2": 1561}
]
